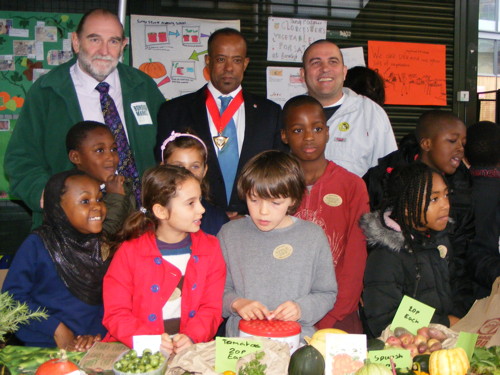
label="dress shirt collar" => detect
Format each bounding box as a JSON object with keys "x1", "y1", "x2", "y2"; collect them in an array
[
  {"x1": 207, "y1": 81, "x2": 242, "y2": 105},
  {"x1": 72, "y1": 60, "x2": 120, "y2": 94}
]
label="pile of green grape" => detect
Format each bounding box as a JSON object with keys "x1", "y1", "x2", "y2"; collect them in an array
[{"x1": 113, "y1": 349, "x2": 166, "y2": 374}]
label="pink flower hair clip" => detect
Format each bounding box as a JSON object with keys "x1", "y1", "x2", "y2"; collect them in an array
[{"x1": 160, "y1": 131, "x2": 208, "y2": 163}]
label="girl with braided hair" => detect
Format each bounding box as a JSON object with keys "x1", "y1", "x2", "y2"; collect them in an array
[{"x1": 360, "y1": 162, "x2": 458, "y2": 338}]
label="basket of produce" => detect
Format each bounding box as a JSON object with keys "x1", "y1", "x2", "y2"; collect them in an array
[{"x1": 378, "y1": 324, "x2": 458, "y2": 358}]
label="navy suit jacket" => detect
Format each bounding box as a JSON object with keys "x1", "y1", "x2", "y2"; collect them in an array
[{"x1": 156, "y1": 85, "x2": 284, "y2": 214}]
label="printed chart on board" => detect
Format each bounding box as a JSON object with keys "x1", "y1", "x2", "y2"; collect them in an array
[{"x1": 130, "y1": 15, "x2": 239, "y2": 100}]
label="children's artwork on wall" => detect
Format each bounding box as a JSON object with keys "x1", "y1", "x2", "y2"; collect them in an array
[
  {"x1": 368, "y1": 40, "x2": 447, "y2": 106},
  {"x1": 130, "y1": 15, "x2": 239, "y2": 100},
  {"x1": 266, "y1": 67, "x2": 307, "y2": 107},
  {"x1": 0, "y1": 11, "x2": 81, "y2": 199},
  {"x1": 0, "y1": 11, "x2": 130, "y2": 200}
]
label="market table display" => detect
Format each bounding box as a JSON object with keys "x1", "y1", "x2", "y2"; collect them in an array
[{"x1": 0, "y1": 340, "x2": 499, "y2": 375}]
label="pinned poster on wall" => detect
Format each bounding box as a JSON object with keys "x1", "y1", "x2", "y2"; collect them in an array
[
  {"x1": 130, "y1": 15, "x2": 239, "y2": 100},
  {"x1": 0, "y1": 11, "x2": 85, "y2": 199},
  {"x1": 267, "y1": 17, "x2": 327, "y2": 63},
  {"x1": 368, "y1": 41, "x2": 447, "y2": 106}
]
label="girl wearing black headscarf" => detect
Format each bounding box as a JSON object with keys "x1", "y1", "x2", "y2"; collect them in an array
[{"x1": 2, "y1": 170, "x2": 109, "y2": 350}]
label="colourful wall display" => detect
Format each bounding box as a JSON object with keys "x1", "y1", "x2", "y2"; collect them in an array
[{"x1": 0, "y1": 11, "x2": 130, "y2": 199}]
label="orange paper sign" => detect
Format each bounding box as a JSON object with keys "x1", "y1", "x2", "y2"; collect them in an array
[{"x1": 368, "y1": 41, "x2": 446, "y2": 106}]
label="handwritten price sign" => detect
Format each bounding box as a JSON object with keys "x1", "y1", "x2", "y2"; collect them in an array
[
  {"x1": 368, "y1": 349, "x2": 412, "y2": 369},
  {"x1": 215, "y1": 337, "x2": 262, "y2": 373},
  {"x1": 391, "y1": 295, "x2": 435, "y2": 334}
]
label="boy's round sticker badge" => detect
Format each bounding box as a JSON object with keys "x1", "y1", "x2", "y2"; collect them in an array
[
  {"x1": 323, "y1": 194, "x2": 343, "y2": 207},
  {"x1": 437, "y1": 245, "x2": 448, "y2": 259},
  {"x1": 338, "y1": 122, "x2": 350, "y2": 132},
  {"x1": 273, "y1": 244, "x2": 293, "y2": 260}
]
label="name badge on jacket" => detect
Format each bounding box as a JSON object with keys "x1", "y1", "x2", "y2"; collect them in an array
[{"x1": 131, "y1": 102, "x2": 153, "y2": 125}]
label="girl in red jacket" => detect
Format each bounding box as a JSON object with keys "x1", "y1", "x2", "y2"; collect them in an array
[{"x1": 102, "y1": 165, "x2": 226, "y2": 355}]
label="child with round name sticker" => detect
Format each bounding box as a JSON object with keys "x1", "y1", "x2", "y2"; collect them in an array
[
  {"x1": 281, "y1": 95, "x2": 369, "y2": 333},
  {"x1": 218, "y1": 150, "x2": 337, "y2": 341},
  {"x1": 102, "y1": 165, "x2": 226, "y2": 355}
]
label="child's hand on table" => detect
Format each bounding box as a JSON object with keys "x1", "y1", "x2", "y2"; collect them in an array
[
  {"x1": 271, "y1": 300, "x2": 301, "y2": 321},
  {"x1": 160, "y1": 333, "x2": 193, "y2": 356},
  {"x1": 172, "y1": 334, "x2": 193, "y2": 354},
  {"x1": 232, "y1": 298, "x2": 273, "y2": 320},
  {"x1": 73, "y1": 334, "x2": 101, "y2": 352},
  {"x1": 160, "y1": 333, "x2": 174, "y2": 356}
]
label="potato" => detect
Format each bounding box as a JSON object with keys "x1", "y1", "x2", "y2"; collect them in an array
[
  {"x1": 417, "y1": 326, "x2": 430, "y2": 339},
  {"x1": 399, "y1": 333, "x2": 414, "y2": 348},
  {"x1": 427, "y1": 338, "x2": 442, "y2": 352},
  {"x1": 428, "y1": 327, "x2": 447, "y2": 342},
  {"x1": 413, "y1": 334, "x2": 427, "y2": 346},
  {"x1": 405, "y1": 344, "x2": 419, "y2": 358},
  {"x1": 394, "y1": 327, "x2": 411, "y2": 337},
  {"x1": 417, "y1": 343, "x2": 428, "y2": 354},
  {"x1": 385, "y1": 336, "x2": 402, "y2": 347}
]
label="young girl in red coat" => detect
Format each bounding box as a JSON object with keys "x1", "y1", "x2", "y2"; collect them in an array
[{"x1": 102, "y1": 165, "x2": 226, "y2": 355}]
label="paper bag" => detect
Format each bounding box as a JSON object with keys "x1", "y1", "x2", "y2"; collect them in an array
[
  {"x1": 78, "y1": 341, "x2": 129, "y2": 371},
  {"x1": 167, "y1": 341, "x2": 218, "y2": 375},
  {"x1": 452, "y1": 277, "x2": 500, "y2": 348},
  {"x1": 166, "y1": 338, "x2": 290, "y2": 375},
  {"x1": 236, "y1": 340, "x2": 290, "y2": 375}
]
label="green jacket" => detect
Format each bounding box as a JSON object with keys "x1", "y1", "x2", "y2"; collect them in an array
[
  {"x1": 4, "y1": 58, "x2": 165, "y2": 228},
  {"x1": 102, "y1": 180, "x2": 136, "y2": 238}
]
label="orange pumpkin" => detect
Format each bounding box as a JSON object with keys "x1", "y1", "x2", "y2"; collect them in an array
[
  {"x1": 0, "y1": 92, "x2": 10, "y2": 111},
  {"x1": 139, "y1": 59, "x2": 166, "y2": 78}
]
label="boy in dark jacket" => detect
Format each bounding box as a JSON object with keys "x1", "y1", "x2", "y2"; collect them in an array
[{"x1": 363, "y1": 110, "x2": 475, "y2": 319}]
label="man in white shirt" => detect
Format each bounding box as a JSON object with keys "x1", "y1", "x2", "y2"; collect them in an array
[
  {"x1": 301, "y1": 39, "x2": 397, "y2": 177},
  {"x1": 5, "y1": 9, "x2": 165, "y2": 227}
]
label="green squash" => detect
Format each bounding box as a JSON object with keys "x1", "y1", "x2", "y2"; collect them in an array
[
  {"x1": 288, "y1": 345, "x2": 325, "y2": 375},
  {"x1": 355, "y1": 363, "x2": 392, "y2": 375},
  {"x1": 412, "y1": 354, "x2": 430, "y2": 374},
  {"x1": 367, "y1": 338, "x2": 385, "y2": 351}
]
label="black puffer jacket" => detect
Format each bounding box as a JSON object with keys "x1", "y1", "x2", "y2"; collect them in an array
[
  {"x1": 360, "y1": 211, "x2": 453, "y2": 338},
  {"x1": 363, "y1": 134, "x2": 475, "y2": 318}
]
